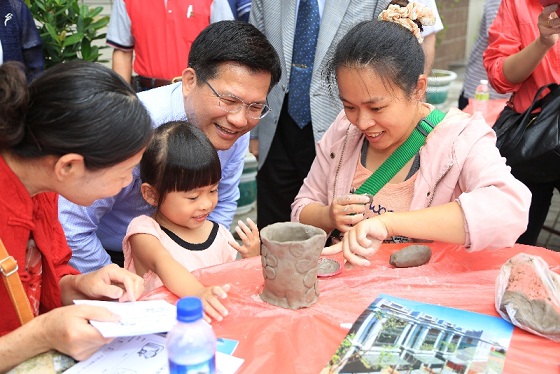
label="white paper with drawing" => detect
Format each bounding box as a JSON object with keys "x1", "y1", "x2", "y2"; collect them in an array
[
  {"x1": 64, "y1": 334, "x2": 244, "y2": 374},
  {"x1": 73, "y1": 299, "x2": 176, "y2": 337}
]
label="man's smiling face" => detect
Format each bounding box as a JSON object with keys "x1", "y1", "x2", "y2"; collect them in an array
[{"x1": 182, "y1": 62, "x2": 271, "y2": 151}]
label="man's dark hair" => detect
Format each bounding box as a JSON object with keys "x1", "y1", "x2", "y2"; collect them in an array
[{"x1": 188, "y1": 20, "x2": 281, "y2": 92}]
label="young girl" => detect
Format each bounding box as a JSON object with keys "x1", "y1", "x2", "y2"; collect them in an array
[
  {"x1": 291, "y1": 1, "x2": 531, "y2": 266},
  {"x1": 123, "y1": 121, "x2": 260, "y2": 322}
]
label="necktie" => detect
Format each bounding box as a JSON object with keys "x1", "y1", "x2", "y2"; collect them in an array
[{"x1": 288, "y1": 0, "x2": 320, "y2": 128}]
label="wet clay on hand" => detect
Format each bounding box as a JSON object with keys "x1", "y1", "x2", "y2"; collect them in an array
[{"x1": 389, "y1": 245, "x2": 432, "y2": 268}]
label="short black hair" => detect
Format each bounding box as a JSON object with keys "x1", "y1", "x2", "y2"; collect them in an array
[
  {"x1": 140, "y1": 121, "x2": 222, "y2": 207},
  {"x1": 189, "y1": 20, "x2": 281, "y2": 92}
]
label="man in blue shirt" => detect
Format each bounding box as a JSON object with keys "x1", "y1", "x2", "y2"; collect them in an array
[{"x1": 59, "y1": 21, "x2": 281, "y2": 273}]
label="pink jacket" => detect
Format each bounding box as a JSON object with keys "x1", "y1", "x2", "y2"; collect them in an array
[{"x1": 291, "y1": 108, "x2": 531, "y2": 251}]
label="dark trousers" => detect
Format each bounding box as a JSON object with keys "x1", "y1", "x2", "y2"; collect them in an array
[
  {"x1": 517, "y1": 178, "x2": 560, "y2": 246},
  {"x1": 256, "y1": 97, "x2": 316, "y2": 230}
]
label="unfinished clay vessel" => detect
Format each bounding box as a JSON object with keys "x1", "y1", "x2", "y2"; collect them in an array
[{"x1": 260, "y1": 222, "x2": 327, "y2": 309}]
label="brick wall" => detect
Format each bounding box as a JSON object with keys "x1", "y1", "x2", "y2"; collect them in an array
[{"x1": 434, "y1": 0, "x2": 470, "y2": 70}]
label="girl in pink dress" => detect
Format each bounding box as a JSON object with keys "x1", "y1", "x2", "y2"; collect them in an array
[{"x1": 123, "y1": 121, "x2": 260, "y2": 322}]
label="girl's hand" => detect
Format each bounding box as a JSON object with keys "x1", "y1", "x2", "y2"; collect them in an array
[
  {"x1": 198, "y1": 284, "x2": 231, "y2": 323},
  {"x1": 341, "y1": 217, "x2": 389, "y2": 267},
  {"x1": 230, "y1": 218, "x2": 260, "y2": 258},
  {"x1": 329, "y1": 194, "x2": 371, "y2": 234}
]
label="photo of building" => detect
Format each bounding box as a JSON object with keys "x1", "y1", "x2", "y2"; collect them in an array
[{"x1": 327, "y1": 294, "x2": 513, "y2": 374}]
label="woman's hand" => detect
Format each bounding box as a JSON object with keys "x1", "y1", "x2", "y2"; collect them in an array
[
  {"x1": 340, "y1": 217, "x2": 389, "y2": 267},
  {"x1": 329, "y1": 194, "x2": 371, "y2": 234},
  {"x1": 60, "y1": 264, "x2": 144, "y2": 305},
  {"x1": 0, "y1": 304, "x2": 119, "y2": 371},
  {"x1": 197, "y1": 284, "x2": 231, "y2": 323},
  {"x1": 539, "y1": 4, "x2": 560, "y2": 46},
  {"x1": 40, "y1": 304, "x2": 118, "y2": 360},
  {"x1": 230, "y1": 218, "x2": 261, "y2": 258}
]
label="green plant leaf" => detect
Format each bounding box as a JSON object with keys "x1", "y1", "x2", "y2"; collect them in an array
[
  {"x1": 30, "y1": 0, "x2": 108, "y2": 66},
  {"x1": 63, "y1": 32, "x2": 84, "y2": 48}
]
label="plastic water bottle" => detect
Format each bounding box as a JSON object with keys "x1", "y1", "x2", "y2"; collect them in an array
[
  {"x1": 167, "y1": 297, "x2": 216, "y2": 374},
  {"x1": 473, "y1": 79, "x2": 490, "y2": 118}
]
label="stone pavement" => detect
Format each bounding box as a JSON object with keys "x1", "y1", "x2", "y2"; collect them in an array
[{"x1": 232, "y1": 64, "x2": 560, "y2": 251}]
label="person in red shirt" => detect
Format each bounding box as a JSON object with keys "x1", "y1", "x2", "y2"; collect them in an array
[
  {"x1": 106, "y1": 0, "x2": 235, "y2": 90},
  {"x1": 0, "y1": 61, "x2": 153, "y2": 371},
  {"x1": 484, "y1": 0, "x2": 560, "y2": 245}
]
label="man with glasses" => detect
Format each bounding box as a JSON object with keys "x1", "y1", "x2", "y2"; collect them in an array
[{"x1": 59, "y1": 21, "x2": 282, "y2": 273}]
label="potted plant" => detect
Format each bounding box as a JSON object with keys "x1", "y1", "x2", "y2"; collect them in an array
[
  {"x1": 426, "y1": 69, "x2": 458, "y2": 105},
  {"x1": 24, "y1": 0, "x2": 109, "y2": 68}
]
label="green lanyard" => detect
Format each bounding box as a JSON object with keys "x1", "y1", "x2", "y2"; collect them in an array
[
  {"x1": 355, "y1": 108, "x2": 445, "y2": 196},
  {"x1": 329, "y1": 109, "x2": 445, "y2": 241}
]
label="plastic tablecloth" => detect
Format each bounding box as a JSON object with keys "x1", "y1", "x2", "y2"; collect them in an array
[
  {"x1": 143, "y1": 242, "x2": 560, "y2": 373},
  {"x1": 463, "y1": 98, "x2": 509, "y2": 126}
]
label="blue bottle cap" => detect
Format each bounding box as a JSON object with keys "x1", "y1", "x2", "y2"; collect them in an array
[{"x1": 176, "y1": 297, "x2": 203, "y2": 322}]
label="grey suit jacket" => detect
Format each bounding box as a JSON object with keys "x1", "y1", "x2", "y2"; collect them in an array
[{"x1": 249, "y1": 0, "x2": 391, "y2": 168}]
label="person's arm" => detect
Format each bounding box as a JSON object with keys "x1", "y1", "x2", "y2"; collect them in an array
[
  {"x1": 106, "y1": 0, "x2": 134, "y2": 82},
  {"x1": 17, "y1": 0, "x2": 44, "y2": 81},
  {"x1": 128, "y1": 233, "x2": 230, "y2": 321},
  {"x1": 340, "y1": 202, "x2": 466, "y2": 266},
  {"x1": 210, "y1": 134, "x2": 249, "y2": 229},
  {"x1": 502, "y1": 5, "x2": 559, "y2": 84},
  {"x1": 59, "y1": 196, "x2": 115, "y2": 273},
  {"x1": 417, "y1": 0, "x2": 444, "y2": 75},
  {"x1": 112, "y1": 49, "x2": 134, "y2": 83},
  {"x1": 249, "y1": 138, "x2": 259, "y2": 159},
  {"x1": 0, "y1": 305, "x2": 118, "y2": 372},
  {"x1": 299, "y1": 194, "x2": 371, "y2": 235},
  {"x1": 421, "y1": 32, "x2": 436, "y2": 75},
  {"x1": 59, "y1": 264, "x2": 144, "y2": 304}
]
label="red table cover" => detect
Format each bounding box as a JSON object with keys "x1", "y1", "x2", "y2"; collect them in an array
[{"x1": 142, "y1": 242, "x2": 560, "y2": 373}]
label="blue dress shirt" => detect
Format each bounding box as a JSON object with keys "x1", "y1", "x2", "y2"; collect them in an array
[{"x1": 59, "y1": 82, "x2": 247, "y2": 273}]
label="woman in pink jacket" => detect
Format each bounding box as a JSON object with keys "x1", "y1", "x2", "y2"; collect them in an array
[{"x1": 291, "y1": 2, "x2": 531, "y2": 267}]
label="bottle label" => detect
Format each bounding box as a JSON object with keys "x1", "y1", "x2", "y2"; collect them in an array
[
  {"x1": 169, "y1": 357, "x2": 216, "y2": 374},
  {"x1": 474, "y1": 92, "x2": 490, "y2": 101}
]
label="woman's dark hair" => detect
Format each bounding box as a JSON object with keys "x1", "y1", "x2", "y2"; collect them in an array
[
  {"x1": 189, "y1": 20, "x2": 282, "y2": 91},
  {"x1": 140, "y1": 121, "x2": 222, "y2": 207},
  {"x1": 326, "y1": 18, "x2": 425, "y2": 98},
  {"x1": 0, "y1": 60, "x2": 153, "y2": 170}
]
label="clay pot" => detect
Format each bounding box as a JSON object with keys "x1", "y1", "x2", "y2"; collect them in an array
[{"x1": 260, "y1": 222, "x2": 327, "y2": 309}]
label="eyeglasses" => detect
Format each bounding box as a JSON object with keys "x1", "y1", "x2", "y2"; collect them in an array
[{"x1": 197, "y1": 74, "x2": 271, "y2": 120}]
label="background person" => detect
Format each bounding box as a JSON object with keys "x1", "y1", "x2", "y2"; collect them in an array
[
  {"x1": 458, "y1": 0, "x2": 509, "y2": 111},
  {"x1": 484, "y1": 0, "x2": 560, "y2": 246},
  {"x1": 0, "y1": 0, "x2": 43, "y2": 82},
  {"x1": 249, "y1": 0, "x2": 443, "y2": 231},
  {"x1": 291, "y1": 4, "x2": 531, "y2": 266},
  {"x1": 107, "y1": 0, "x2": 235, "y2": 90},
  {"x1": 0, "y1": 61, "x2": 152, "y2": 372},
  {"x1": 60, "y1": 21, "x2": 281, "y2": 273}
]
